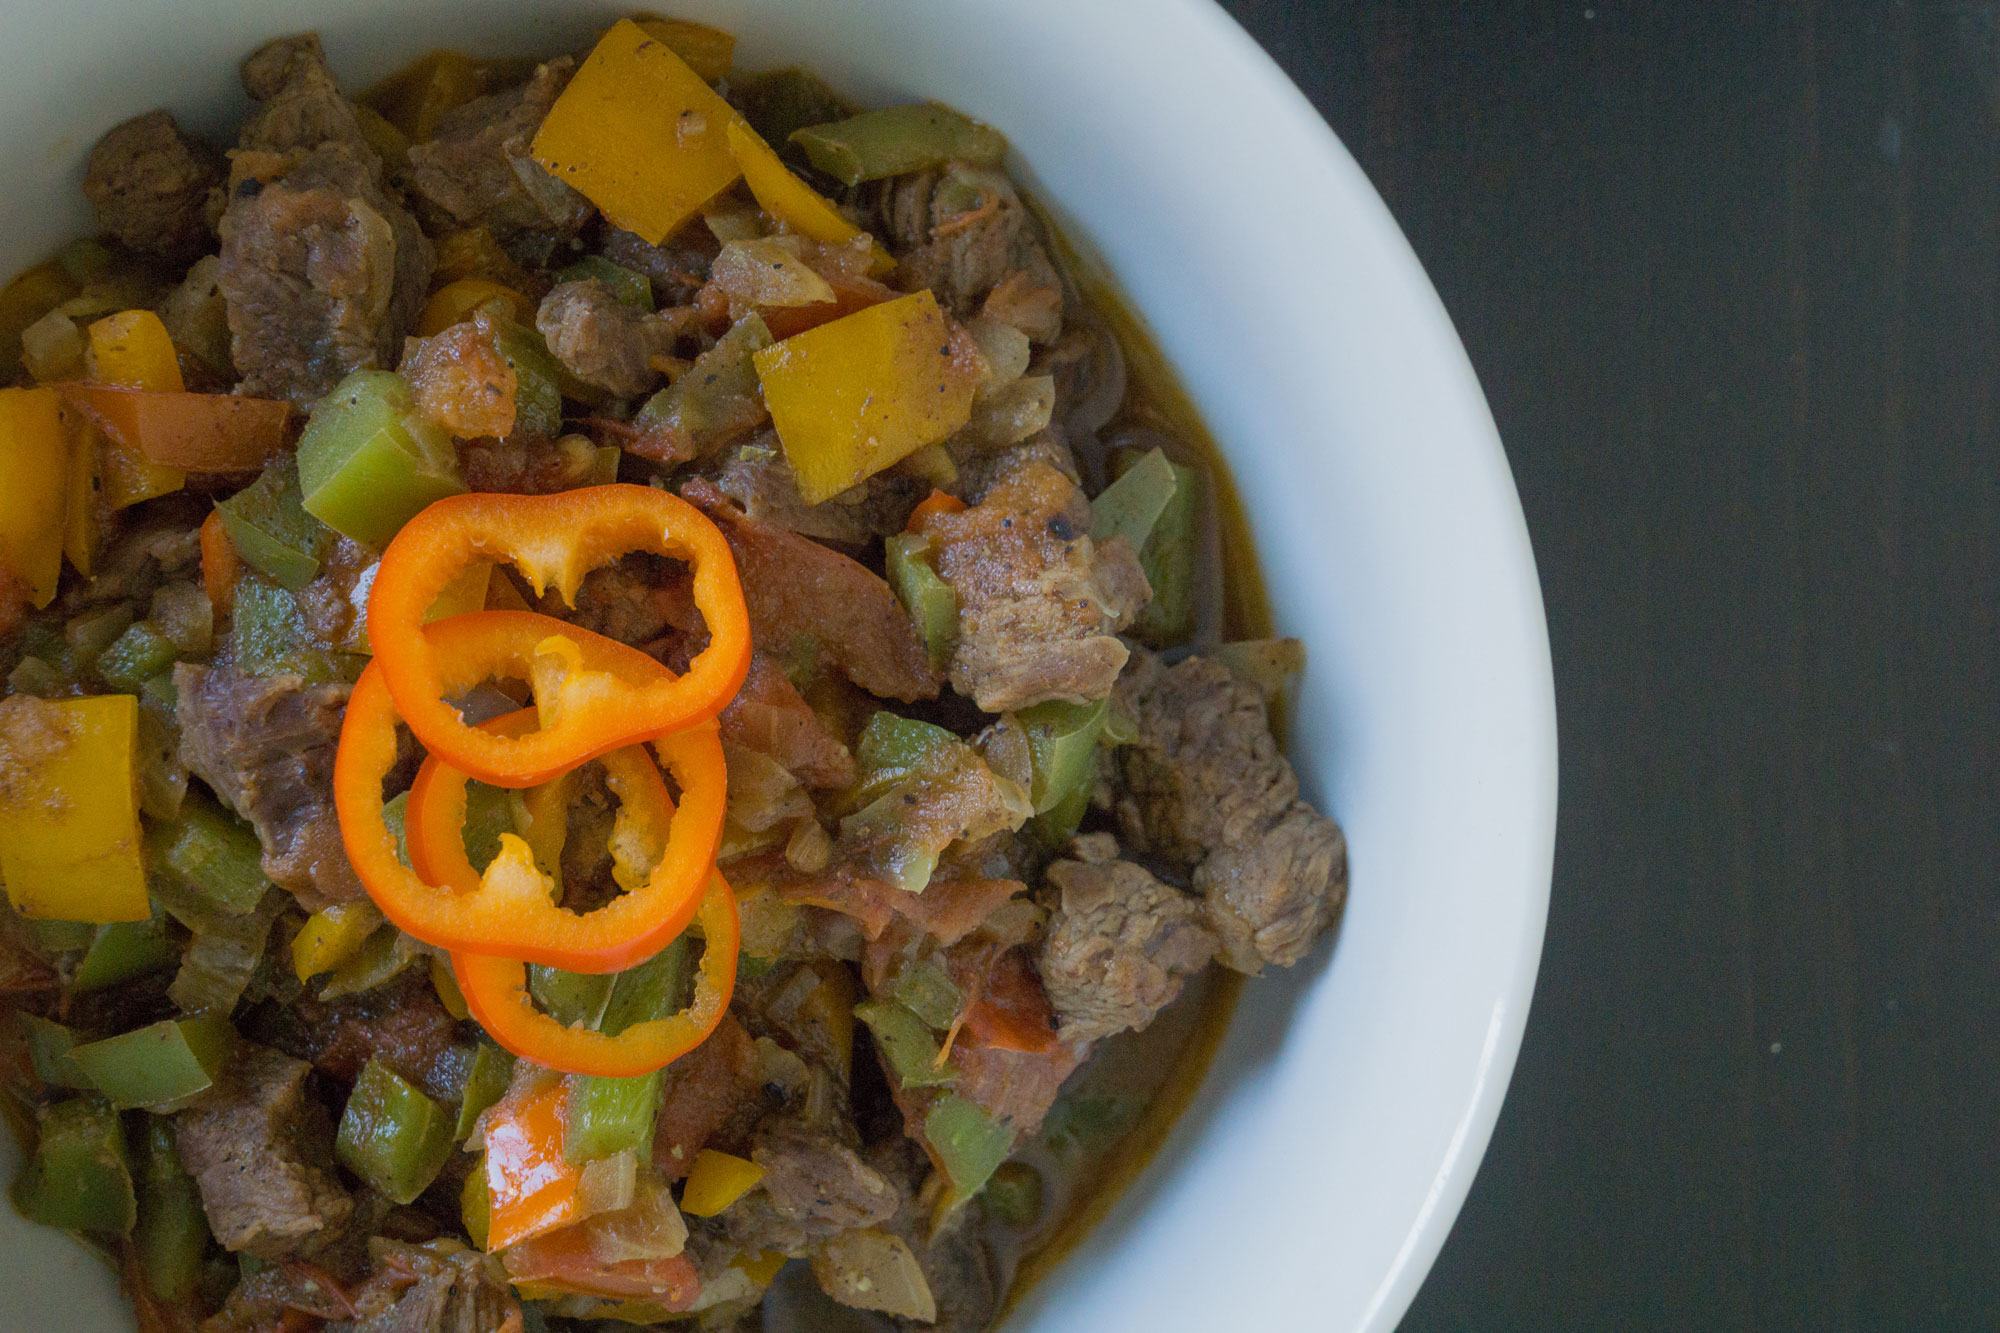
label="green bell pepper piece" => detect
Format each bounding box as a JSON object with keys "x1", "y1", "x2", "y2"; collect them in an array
[
  {"x1": 297, "y1": 369, "x2": 466, "y2": 549},
  {"x1": 12, "y1": 1096, "x2": 135, "y2": 1236},
  {"x1": 602, "y1": 938, "x2": 692, "y2": 1036},
  {"x1": 890, "y1": 960, "x2": 963, "y2": 1031},
  {"x1": 213, "y1": 455, "x2": 334, "y2": 591},
  {"x1": 134, "y1": 1116, "x2": 209, "y2": 1304},
  {"x1": 980, "y1": 1160, "x2": 1043, "y2": 1227},
  {"x1": 564, "y1": 1070, "x2": 661, "y2": 1166},
  {"x1": 735, "y1": 67, "x2": 852, "y2": 158},
  {"x1": 65, "y1": 604, "x2": 136, "y2": 672},
  {"x1": 924, "y1": 1094, "x2": 1015, "y2": 1203},
  {"x1": 527, "y1": 965, "x2": 613, "y2": 1030},
  {"x1": 460, "y1": 780, "x2": 514, "y2": 874},
  {"x1": 1132, "y1": 458, "x2": 1198, "y2": 646},
  {"x1": 336, "y1": 1058, "x2": 455, "y2": 1205},
  {"x1": 487, "y1": 317, "x2": 568, "y2": 438},
  {"x1": 885, "y1": 534, "x2": 958, "y2": 672},
  {"x1": 30, "y1": 918, "x2": 94, "y2": 951},
  {"x1": 557, "y1": 256, "x2": 653, "y2": 311},
  {"x1": 149, "y1": 790, "x2": 269, "y2": 916},
  {"x1": 454, "y1": 1042, "x2": 516, "y2": 1141},
  {"x1": 1089, "y1": 446, "x2": 1178, "y2": 551},
  {"x1": 70, "y1": 1016, "x2": 236, "y2": 1112},
  {"x1": 851, "y1": 710, "x2": 958, "y2": 809},
  {"x1": 855, "y1": 999, "x2": 955, "y2": 1089},
  {"x1": 1017, "y1": 698, "x2": 1111, "y2": 815},
  {"x1": 21, "y1": 1013, "x2": 94, "y2": 1089},
  {"x1": 634, "y1": 313, "x2": 771, "y2": 458},
  {"x1": 96, "y1": 621, "x2": 179, "y2": 694},
  {"x1": 790, "y1": 104, "x2": 1007, "y2": 186},
  {"x1": 71, "y1": 916, "x2": 177, "y2": 993}
]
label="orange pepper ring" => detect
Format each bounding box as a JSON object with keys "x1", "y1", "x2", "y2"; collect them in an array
[
  {"x1": 369, "y1": 486, "x2": 751, "y2": 787},
  {"x1": 334, "y1": 615, "x2": 727, "y2": 972},
  {"x1": 406, "y1": 709, "x2": 705, "y2": 961},
  {"x1": 453, "y1": 871, "x2": 740, "y2": 1079}
]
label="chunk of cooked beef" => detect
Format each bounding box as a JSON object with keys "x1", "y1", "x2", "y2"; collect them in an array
[
  {"x1": 749, "y1": 1119, "x2": 902, "y2": 1242},
  {"x1": 535, "y1": 278, "x2": 685, "y2": 397},
  {"x1": 175, "y1": 663, "x2": 362, "y2": 910},
  {"x1": 291, "y1": 971, "x2": 465, "y2": 1101},
  {"x1": 949, "y1": 1039, "x2": 1083, "y2": 1137},
  {"x1": 1036, "y1": 838, "x2": 1215, "y2": 1042},
  {"x1": 889, "y1": 167, "x2": 1064, "y2": 343},
  {"x1": 1113, "y1": 649, "x2": 1347, "y2": 973},
  {"x1": 653, "y1": 1015, "x2": 762, "y2": 1178},
  {"x1": 684, "y1": 479, "x2": 942, "y2": 702},
  {"x1": 712, "y1": 441, "x2": 926, "y2": 545},
  {"x1": 531, "y1": 555, "x2": 697, "y2": 648},
  {"x1": 175, "y1": 1043, "x2": 354, "y2": 1259},
  {"x1": 924, "y1": 453, "x2": 1149, "y2": 712},
  {"x1": 719, "y1": 653, "x2": 855, "y2": 789},
  {"x1": 404, "y1": 59, "x2": 592, "y2": 244},
  {"x1": 81, "y1": 110, "x2": 222, "y2": 260},
  {"x1": 327, "y1": 1245, "x2": 520, "y2": 1333},
  {"x1": 220, "y1": 38, "x2": 433, "y2": 406}
]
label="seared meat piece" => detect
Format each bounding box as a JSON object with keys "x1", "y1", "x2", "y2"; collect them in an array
[
  {"x1": 653, "y1": 1015, "x2": 762, "y2": 1178},
  {"x1": 81, "y1": 110, "x2": 222, "y2": 260},
  {"x1": 600, "y1": 225, "x2": 716, "y2": 307},
  {"x1": 949, "y1": 1039, "x2": 1083, "y2": 1136},
  {"x1": 1114, "y1": 649, "x2": 1348, "y2": 974},
  {"x1": 404, "y1": 59, "x2": 592, "y2": 244},
  {"x1": 925, "y1": 453, "x2": 1149, "y2": 712},
  {"x1": 1037, "y1": 837, "x2": 1215, "y2": 1042},
  {"x1": 534, "y1": 555, "x2": 697, "y2": 648},
  {"x1": 684, "y1": 479, "x2": 942, "y2": 702},
  {"x1": 719, "y1": 652, "x2": 856, "y2": 789},
  {"x1": 713, "y1": 442, "x2": 926, "y2": 545},
  {"x1": 220, "y1": 37, "x2": 433, "y2": 406},
  {"x1": 888, "y1": 167, "x2": 1064, "y2": 343},
  {"x1": 326, "y1": 1245, "x2": 520, "y2": 1333},
  {"x1": 175, "y1": 1044, "x2": 353, "y2": 1259},
  {"x1": 535, "y1": 278, "x2": 684, "y2": 397},
  {"x1": 292, "y1": 971, "x2": 465, "y2": 1102},
  {"x1": 175, "y1": 663, "x2": 361, "y2": 910},
  {"x1": 749, "y1": 1119, "x2": 902, "y2": 1242}
]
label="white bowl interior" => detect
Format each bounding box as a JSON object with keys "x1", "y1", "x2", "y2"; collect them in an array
[{"x1": 0, "y1": 2, "x2": 1555, "y2": 1328}]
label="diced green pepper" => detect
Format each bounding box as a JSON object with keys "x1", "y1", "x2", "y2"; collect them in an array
[
  {"x1": 455, "y1": 1042, "x2": 516, "y2": 1141},
  {"x1": 924, "y1": 1094, "x2": 1015, "y2": 1203},
  {"x1": 1132, "y1": 458, "x2": 1198, "y2": 647},
  {"x1": 336, "y1": 1058, "x2": 455, "y2": 1205},
  {"x1": 317, "y1": 924, "x2": 424, "y2": 1000},
  {"x1": 980, "y1": 1160, "x2": 1043, "y2": 1228},
  {"x1": 1040, "y1": 1092, "x2": 1145, "y2": 1158},
  {"x1": 169, "y1": 892, "x2": 281, "y2": 1015},
  {"x1": 558, "y1": 256, "x2": 654, "y2": 311},
  {"x1": 1090, "y1": 446, "x2": 1178, "y2": 551},
  {"x1": 891, "y1": 960, "x2": 963, "y2": 1031},
  {"x1": 149, "y1": 790, "x2": 269, "y2": 916},
  {"x1": 229, "y1": 574, "x2": 356, "y2": 684},
  {"x1": 855, "y1": 999, "x2": 954, "y2": 1089},
  {"x1": 602, "y1": 938, "x2": 693, "y2": 1036},
  {"x1": 1017, "y1": 698, "x2": 1110, "y2": 815},
  {"x1": 564, "y1": 1071, "x2": 661, "y2": 1166},
  {"x1": 65, "y1": 604, "x2": 136, "y2": 671},
  {"x1": 634, "y1": 313, "x2": 771, "y2": 459},
  {"x1": 852, "y1": 711, "x2": 957, "y2": 801},
  {"x1": 21, "y1": 1013, "x2": 94, "y2": 1089},
  {"x1": 791, "y1": 104, "x2": 1007, "y2": 186},
  {"x1": 885, "y1": 534, "x2": 958, "y2": 672},
  {"x1": 70, "y1": 1016, "x2": 236, "y2": 1112},
  {"x1": 213, "y1": 455, "x2": 334, "y2": 590},
  {"x1": 134, "y1": 1116, "x2": 209, "y2": 1304},
  {"x1": 31, "y1": 918, "x2": 94, "y2": 952},
  {"x1": 461, "y1": 1160, "x2": 491, "y2": 1250},
  {"x1": 296, "y1": 369, "x2": 466, "y2": 549},
  {"x1": 734, "y1": 68, "x2": 853, "y2": 160},
  {"x1": 71, "y1": 916, "x2": 177, "y2": 993},
  {"x1": 487, "y1": 318, "x2": 568, "y2": 438},
  {"x1": 460, "y1": 781, "x2": 515, "y2": 874},
  {"x1": 96, "y1": 621, "x2": 178, "y2": 694},
  {"x1": 12, "y1": 1096, "x2": 135, "y2": 1236},
  {"x1": 528, "y1": 964, "x2": 613, "y2": 1030}
]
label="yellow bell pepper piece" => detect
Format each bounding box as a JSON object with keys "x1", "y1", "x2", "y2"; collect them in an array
[
  {"x1": 86, "y1": 311, "x2": 185, "y2": 509},
  {"x1": 61, "y1": 407, "x2": 97, "y2": 577},
  {"x1": 679, "y1": 1149, "x2": 766, "y2": 1217},
  {"x1": 633, "y1": 16, "x2": 736, "y2": 82},
  {"x1": 362, "y1": 49, "x2": 485, "y2": 142},
  {"x1": 417, "y1": 279, "x2": 536, "y2": 338},
  {"x1": 291, "y1": 901, "x2": 383, "y2": 981},
  {"x1": 724, "y1": 121, "x2": 894, "y2": 278},
  {"x1": 530, "y1": 18, "x2": 751, "y2": 246},
  {"x1": 0, "y1": 387, "x2": 71, "y2": 606},
  {"x1": 754, "y1": 290, "x2": 981, "y2": 503},
  {"x1": 0, "y1": 258, "x2": 79, "y2": 380},
  {"x1": 0, "y1": 694, "x2": 149, "y2": 923}
]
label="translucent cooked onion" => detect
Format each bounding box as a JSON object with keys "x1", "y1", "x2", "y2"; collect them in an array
[
  {"x1": 809, "y1": 1228, "x2": 937, "y2": 1322},
  {"x1": 586, "y1": 1175, "x2": 688, "y2": 1264},
  {"x1": 708, "y1": 238, "x2": 836, "y2": 318}
]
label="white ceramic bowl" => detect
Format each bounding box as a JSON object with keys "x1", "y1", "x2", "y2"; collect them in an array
[{"x1": 0, "y1": 2, "x2": 1555, "y2": 1328}]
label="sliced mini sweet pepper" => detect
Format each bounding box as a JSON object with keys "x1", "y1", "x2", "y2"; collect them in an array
[
  {"x1": 366, "y1": 487, "x2": 750, "y2": 786},
  {"x1": 453, "y1": 871, "x2": 739, "y2": 1079},
  {"x1": 0, "y1": 386, "x2": 70, "y2": 606},
  {"x1": 0, "y1": 694, "x2": 149, "y2": 923},
  {"x1": 336, "y1": 617, "x2": 728, "y2": 970}
]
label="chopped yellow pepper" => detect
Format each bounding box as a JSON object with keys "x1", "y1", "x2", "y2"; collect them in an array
[
  {"x1": 86, "y1": 311, "x2": 184, "y2": 509},
  {"x1": 361, "y1": 49, "x2": 486, "y2": 142},
  {"x1": 61, "y1": 407, "x2": 97, "y2": 577},
  {"x1": 633, "y1": 16, "x2": 736, "y2": 82},
  {"x1": 679, "y1": 1149, "x2": 766, "y2": 1217},
  {"x1": 291, "y1": 901, "x2": 383, "y2": 981},
  {"x1": 531, "y1": 18, "x2": 751, "y2": 246},
  {"x1": 417, "y1": 279, "x2": 536, "y2": 338},
  {"x1": 0, "y1": 695, "x2": 150, "y2": 923},
  {"x1": 0, "y1": 387, "x2": 71, "y2": 606},
  {"x1": 754, "y1": 290, "x2": 981, "y2": 503},
  {"x1": 724, "y1": 121, "x2": 894, "y2": 277}
]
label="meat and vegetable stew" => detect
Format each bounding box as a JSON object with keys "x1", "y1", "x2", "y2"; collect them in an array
[{"x1": 0, "y1": 17, "x2": 1348, "y2": 1331}]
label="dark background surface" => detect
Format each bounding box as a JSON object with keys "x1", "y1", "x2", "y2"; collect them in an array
[{"x1": 1211, "y1": 1, "x2": 2000, "y2": 1328}]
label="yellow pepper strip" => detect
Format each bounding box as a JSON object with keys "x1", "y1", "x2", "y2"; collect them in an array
[
  {"x1": 754, "y1": 290, "x2": 983, "y2": 503},
  {"x1": 417, "y1": 279, "x2": 536, "y2": 338},
  {"x1": 724, "y1": 121, "x2": 895, "y2": 278},
  {"x1": 0, "y1": 387, "x2": 71, "y2": 606},
  {"x1": 633, "y1": 16, "x2": 736, "y2": 82},
  {"x1": 86, "y1": 311, "x2": 184, "y2": 509},
  {"x1": 0, "y1": 695, "x2": 149, "y2": 923},
  {"x1": 679, "y1": 1149, "x2": 765, "y2": 1217},
  {"x1": 361, "y1": 49, "x2": 486, "y2": 142},
  {"x1": 291, "y1": 901, "x2": 384, "y2": 981},
  {"x1": 531, "y1": 18, "x2": 751, "y2": 246},
  {"x1": 61, "y1": 405, "x2": 96, "y2": 577},
  {"x1": 736, "y1": 1251, "x2": 787, "y2": 1286}
]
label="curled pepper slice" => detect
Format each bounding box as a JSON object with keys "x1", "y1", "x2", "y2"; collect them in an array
[
  {"x1": 369, "y1": 485, "x2": 751, "y2": 786},
  {"x1": 405, "y1": 708, "x2": 708, "y2": 966},
  {"x1": 334, "y1": 613, "x2": 727, "y2": 972},
  {"x1": 453, "y1": 872, "x2": 740, "y2": 1079}
]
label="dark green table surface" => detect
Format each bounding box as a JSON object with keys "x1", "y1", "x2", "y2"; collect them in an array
[{"x1": 1215, "y1": 2, "x2": 1998, "y2": 1328}]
